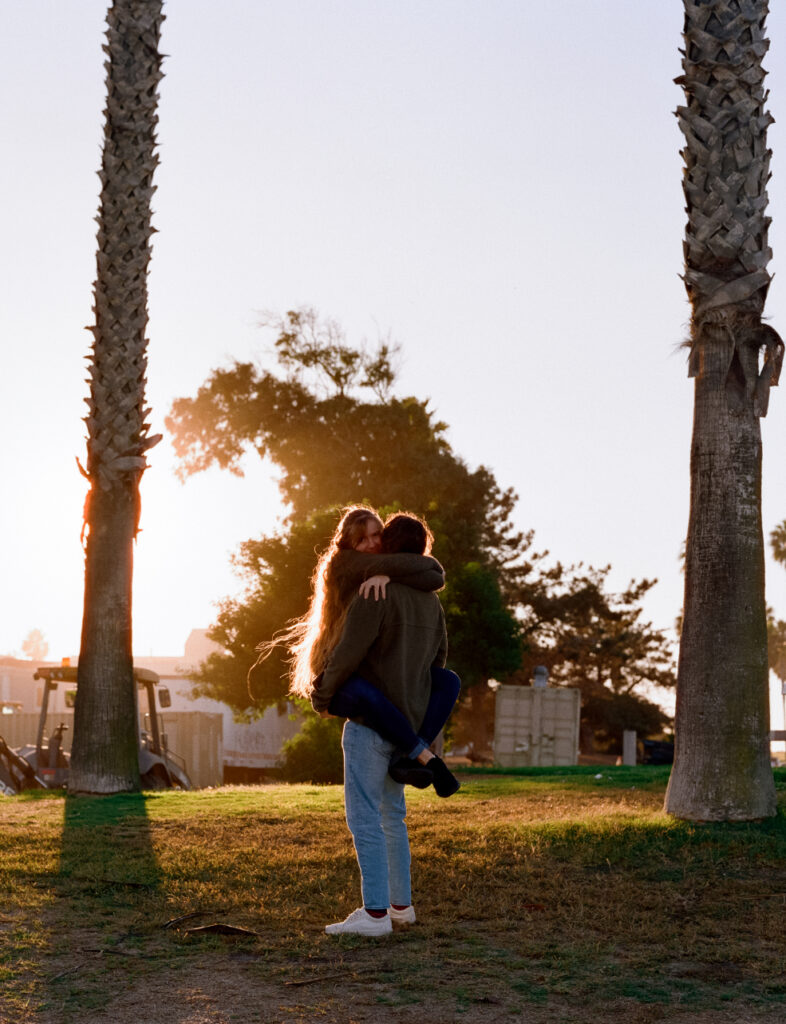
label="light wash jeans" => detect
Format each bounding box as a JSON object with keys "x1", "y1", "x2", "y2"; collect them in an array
[{"x1": 342, "y1": 720, "x2": 411, "y2": 910}]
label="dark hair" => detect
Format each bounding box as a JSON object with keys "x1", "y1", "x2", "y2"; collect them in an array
[{"x1": 381, "y1": 512, "x2": 433, "y2": 555}]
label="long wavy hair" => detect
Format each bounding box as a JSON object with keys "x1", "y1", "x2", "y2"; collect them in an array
[{"x1": 254, "y1": 506, "x2": 382, "y2": 700}]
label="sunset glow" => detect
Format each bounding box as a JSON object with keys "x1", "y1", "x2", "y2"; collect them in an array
[{"x1": 2, "y1": 2, "x2": 786, "y2": 747}]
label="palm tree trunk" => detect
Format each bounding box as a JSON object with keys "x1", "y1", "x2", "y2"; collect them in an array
[
  {"x1": 666, "y1": 324, "x2": 773, "y2": 818},
  {"x1": 73, "y1": 485, "x2": 140, "y2": 792},
  {"x1": 70, "y1": 0, "x2": 164, "y2": 794},
  {"x1": 665, "y1": 0, "x2": 781, "y2": 820}
]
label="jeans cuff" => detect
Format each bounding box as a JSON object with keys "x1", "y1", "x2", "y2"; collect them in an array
[{"x1": 407, "y1": 739, "x2": 427, "y2": 760}]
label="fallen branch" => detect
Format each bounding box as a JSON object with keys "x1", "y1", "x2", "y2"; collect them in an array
[
  {"x1": 284, "y1": 973, "x2": 345, "y2": 988},
  {"x1": 162, "y1": 910, "x2": 209, "y2": 930},
  {"x1": 50, "y1": 963, "x2": 85, "y2": 982},
  {"x1": 80, "y1": 947, "x2": 142, "y2": 957},
  {"x1": 184, "y1": 923, "x2": 260, "y2": 938}
]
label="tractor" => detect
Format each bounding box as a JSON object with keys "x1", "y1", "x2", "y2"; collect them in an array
[{"x1": 0, "y1": 664, "x2": 191, "y2": 792}]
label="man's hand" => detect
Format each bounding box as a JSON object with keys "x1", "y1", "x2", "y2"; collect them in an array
[{"x1": 359, "y1": 574, "x2": 390, "y2": 600}]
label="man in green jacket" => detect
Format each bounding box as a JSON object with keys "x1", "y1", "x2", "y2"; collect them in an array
[{"x1": 318, "y1": 512, "x2": 458, "y2": 937}]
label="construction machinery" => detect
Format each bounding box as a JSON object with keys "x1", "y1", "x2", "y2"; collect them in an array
[{"x1": 0, "y1": 664, "x2": 191, "y2": 793}]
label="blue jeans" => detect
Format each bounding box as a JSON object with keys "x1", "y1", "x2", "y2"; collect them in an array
[
  {"x1": 342, "y1": 721, "x2": 411, "y2": 909},
  {"x1": 328, "y1": 667, "x2": 461, "y2": 759}
]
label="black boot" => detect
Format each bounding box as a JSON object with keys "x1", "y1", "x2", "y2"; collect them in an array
[
  {"x1": 389, "y1": 757, "x2": 433, "y2": 788},
  {"x1": 428, "y1": 756, "x2": 460, "y2": 797}
]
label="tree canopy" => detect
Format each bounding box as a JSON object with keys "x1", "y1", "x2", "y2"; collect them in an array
[
  {"x1": 169, "y1": 309, "x2": 524, "y2": 574},
  {"x1": 21, "y1": 629, "x2": 49, "y2": 662},
  {"x1": 167, "y1": 308, "x2": 674, "y2": 747},
  {"x1": 168, "y1": 309, "x2": 528, "y2": 712},
  {"x1": 518, "y1": 568, "x2": 673, "y2": 748}
]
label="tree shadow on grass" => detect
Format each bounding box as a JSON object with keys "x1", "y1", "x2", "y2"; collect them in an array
[
  {"x1": 57, "y1": 792, "x2": 160, "y2": 891},
  {"x1": 44, "y1": 792, "x2": 162, "y2": 1018}
]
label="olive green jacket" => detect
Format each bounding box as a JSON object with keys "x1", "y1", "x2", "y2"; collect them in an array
[{"x1": 313, "y1": 583, "x2": 447, "y2": 730}]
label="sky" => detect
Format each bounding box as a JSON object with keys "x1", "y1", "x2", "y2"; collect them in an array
[{"x1": 2, "y1": 1, "x2": 786, "y2": 726}]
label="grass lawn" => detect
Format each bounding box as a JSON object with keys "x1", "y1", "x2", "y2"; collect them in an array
[{"x1": 1, "y1": 766, "x2": 785, "y2": 1024}]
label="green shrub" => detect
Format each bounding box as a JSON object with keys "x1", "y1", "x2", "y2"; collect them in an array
[{"x1": 278, "y1": 713, "x2": 344, "y2": 783}]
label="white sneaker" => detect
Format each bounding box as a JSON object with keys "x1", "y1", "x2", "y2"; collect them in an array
[
  {"x1": 388, "y1": 904, "x2": 416, "y2": 925},
  {"x1": 325, "y1": 907, "x2": 393, "y2": 937}
]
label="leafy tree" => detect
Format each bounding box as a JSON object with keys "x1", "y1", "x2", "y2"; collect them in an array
[
  {"x1": 168, "y1": 309, "x2": 524, "y2": 575},
  {"x1": 21, "y1": 629, "x2": 49, "y2": 663},
  {"x1": 441, "y1": 563, "x2": 524, "y2": 688},
  {"x1": 665, "y1": 1, "x2": 781, "y2": 821},
  {"x1": 766, "y1": 529, "x2": 786, "y2": 684},
  {"x1": 168, "y1": 309, "x2": 526, "y2": 724},
  {"x1": 277, "y1": 710, "x2": 345, "y2": 784},
  {"x1": 71, "y1": 1, "x2": 164, "y2": 795},
  {"x1": 525, "y1": 572, "x2": 674, "y2": 692},
  {"x1": 439, "y1": 563, "x2": 524, "y2": 755},
  {"x1": 581, "y1": 691, "x2": 669, "y2": 753},
  {"x1": 507, "y1": 566, "x2": 674, "y2": 752},
  {"x1": 766, "y1": 610, "x2": 786, "y2": 685},
  {"x1": 770, "y1": 521, "x2": 786, "y2": 568},
  {"x1": 169, "y1": 309, "x2": 674, "y2": 760}
]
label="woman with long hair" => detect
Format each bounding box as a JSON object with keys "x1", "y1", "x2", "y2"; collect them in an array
[{"x1": 273, "y1": 505, "x2": 460, "y2": 790}]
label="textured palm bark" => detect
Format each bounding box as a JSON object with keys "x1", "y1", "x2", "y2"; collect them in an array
[
  {"x1": 665, "y1": 0, "x2": 780, "y2": 820},
  {"x1": 73, "y1": 485, "x2": 140, "y2": 793},
  {"x1": 666, "y1": 328, "x2": 774, "y2": 819},
  {"x1": 70, "y1": 0, "x2": 164, "y2": 794}
]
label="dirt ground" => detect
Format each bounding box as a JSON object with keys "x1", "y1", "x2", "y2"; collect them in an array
[
  {"x1": 22, "y1": 940, "x2": 786, "y2": 1024},
  {"x1": 31, "y1": 969, "x2": 786, "y2": 1024}
]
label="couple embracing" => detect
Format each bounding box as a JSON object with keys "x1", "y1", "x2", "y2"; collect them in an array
[{"x1": 273, "y1": 506, "x2": 461, "y2": 936}]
